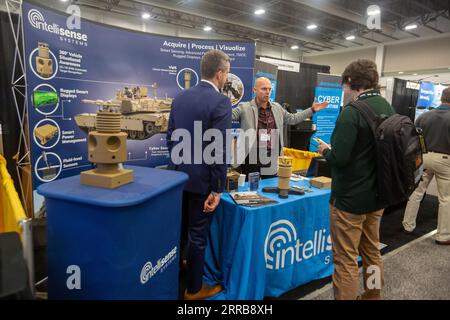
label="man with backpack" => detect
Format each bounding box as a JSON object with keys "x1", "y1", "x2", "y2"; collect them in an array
[
  {"x1": 317, "y1": 59, "x2": 395, "y2": 300},
  {"x1": 403, "y1": 87, "x2": 450, "y2": 245}
]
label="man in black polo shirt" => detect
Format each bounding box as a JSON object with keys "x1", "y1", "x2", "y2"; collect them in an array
[{"x1": 403, "y1": 87, "x2": 450, "y2": 245}]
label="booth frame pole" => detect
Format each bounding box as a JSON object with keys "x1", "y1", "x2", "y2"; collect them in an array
[
  {"x1": 6, "y1": 0, "x2": 32, "y2": 218},
  {"x1": 6, "y1": 0, "x2": 35, "y2": 295}
]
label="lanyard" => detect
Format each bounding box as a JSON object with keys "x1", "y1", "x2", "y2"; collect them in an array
[{"x1": 358, "y1": 91, "x2": 381, "y2": 100}]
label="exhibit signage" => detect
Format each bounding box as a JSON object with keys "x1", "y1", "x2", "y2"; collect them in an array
[
  {"x1": 416, "y1": 82, "x2": 447, "y2": 119},
  {"x1": 23, "y1": 1, "x2": 255, "y2": 211},
  {"x1": 259, "y1": 56, "x2": 300, "y2": 73},
  {"x1": 310, "y1": 74, "x2": 342, "y2": 152}
]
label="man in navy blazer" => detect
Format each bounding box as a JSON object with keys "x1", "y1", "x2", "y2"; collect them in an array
[{"x1": 167, "y1": 50, "x2": 232, "y2": 300}]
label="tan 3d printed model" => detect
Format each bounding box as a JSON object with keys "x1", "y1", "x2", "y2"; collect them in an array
[
  {"x1": 36, "y1": 42, "x2": 53, "y2": 78},
  {"x1": 184, "y1": 70, "x2": 192, "y2": 89},
  {"x1": 80, "y1": 110, "x2": 133, "y2": 189},
  {"x1": 277, "y1": 156, "x2": 293, "y2": 199},
  {"x1": 34, "y1": 124, "x2": 58, "y2": 145}
]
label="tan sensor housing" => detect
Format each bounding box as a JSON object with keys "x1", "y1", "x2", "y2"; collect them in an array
[
  {"x1": 80, "y1": 111, "x2": 134, "y2": 189},
  {"x1": 36, "y1": 42, "x2": 53, "y2": 77}
]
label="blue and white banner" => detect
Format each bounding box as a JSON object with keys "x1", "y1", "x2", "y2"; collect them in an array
[
  {"x1": 23, "y1": 1, "x2": 255, "y2": 209},
  {"x1": 417, "y1": 82, "x2": 446, "y2": 108},
  {"x1": 416, "y1": 82, "x2": 447, "y2": 120},
  {"x1": 310, "y1": 74, "x2": 342, "y2": 152}
]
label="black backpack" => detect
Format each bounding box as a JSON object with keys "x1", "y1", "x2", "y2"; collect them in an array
[{"x1": 350, "y1": 100, "x2": 427, "y2": 207}]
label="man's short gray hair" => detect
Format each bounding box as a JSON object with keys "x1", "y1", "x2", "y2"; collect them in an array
[
  {"x1": 441, "y1": 87, "x2": 450, "y2": 104},
  {"x1": 201, "y1": 49, "x2": 230, "y2": 80}
]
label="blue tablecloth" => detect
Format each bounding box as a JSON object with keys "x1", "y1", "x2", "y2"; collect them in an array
[{"x1": 204, "y1": 178, "x2": 334, "y2": 300}]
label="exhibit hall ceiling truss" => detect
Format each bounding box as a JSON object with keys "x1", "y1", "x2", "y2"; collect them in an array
[{"x1": 64, "y1": 0, "x2": 450, "y2": 53}]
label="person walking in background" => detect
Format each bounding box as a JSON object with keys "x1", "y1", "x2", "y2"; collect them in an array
[
  {"x1": 403, "y1": 87, "x2": 450, "y2": 245},
  {"x1": 167, "y1": 49, "x2": 232, "y2": 300},
  {"x1": 317, "y1": 59, "x2": 395, "y2": 300}
]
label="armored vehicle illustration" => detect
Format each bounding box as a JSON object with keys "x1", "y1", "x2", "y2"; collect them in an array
[{"x1": 74, "y1": 86, "x2": 172, "y2": 140}]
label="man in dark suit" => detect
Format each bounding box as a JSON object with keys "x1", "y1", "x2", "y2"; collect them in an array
[{"x1": 167, "y1": 50, "x2": 232, "y2": 300}]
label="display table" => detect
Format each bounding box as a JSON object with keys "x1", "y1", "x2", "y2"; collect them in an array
[
  {"x1": 38, "y1": 166, "x2": 188, "y2": 300},
  {"x1": 204, "y1": 178, "x2": 333, "y2": 300}
]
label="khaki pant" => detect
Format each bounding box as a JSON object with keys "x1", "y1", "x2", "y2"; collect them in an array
[
  {"x1": 330, "y1": 204, "x2": 384, "y2": 300},
  {"x1": 403, "y1": 152, "x2": 450, "y2": 242}
]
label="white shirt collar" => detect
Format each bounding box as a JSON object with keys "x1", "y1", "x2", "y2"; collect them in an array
[{"x1": 201, "y1": 79, "x2": 220, "y2": 93}]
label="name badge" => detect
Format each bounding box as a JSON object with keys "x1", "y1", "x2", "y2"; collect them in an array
[{"x1": 260, "y1": 133, "x2": 271, "y2": 142}]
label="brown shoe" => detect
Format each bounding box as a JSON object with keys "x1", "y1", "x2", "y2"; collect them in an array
[
  {"x1": 435, "y1": 239, "x2": 450, "y2": 245},
  {"x1": 184, "y1": 284, "x2": 223, "y2": 300}
]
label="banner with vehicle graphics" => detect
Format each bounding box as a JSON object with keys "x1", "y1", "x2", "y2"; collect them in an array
[{"x1": 23, "y1": 1, "x2": 255, "y2": 211}]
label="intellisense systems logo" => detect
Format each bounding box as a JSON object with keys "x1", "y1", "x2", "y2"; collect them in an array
[
  {"x1": 140, "y1": 247, "x2": 177, "y2": 284},
  {"x1": 264, "y1": 220, "x2": 332, "y2": 270},
  {"x1": 27, "y1": 8, "x2": 88, "y2": 41}
]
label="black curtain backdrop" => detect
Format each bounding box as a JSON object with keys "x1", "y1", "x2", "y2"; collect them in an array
[
  {"x1": 276, "y1": 62, "x2": 330, "y2": 110},
  {"x1": 0, "y1": 11, "x2": 23, "y2": 190},
  {"x1": 391, "y1": 78, "x2": 419, "y2": 122},
  {"x1": 275, "y1": 62, "x2": 330, "y2": 149}
]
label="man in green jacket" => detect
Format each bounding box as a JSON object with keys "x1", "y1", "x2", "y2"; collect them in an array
[{"x1": 317, "y1": 59, "x2": 395, "y2": 300}]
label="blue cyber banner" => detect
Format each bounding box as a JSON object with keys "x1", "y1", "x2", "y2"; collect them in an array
[
  {"x1": 310, "y1": 74, "x2": 342, "y2": 152},
  {"x1": 23, "y1": 1, "x2": 255, "y2": 193}
]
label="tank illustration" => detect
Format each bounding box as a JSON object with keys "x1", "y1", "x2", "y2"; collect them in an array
[{"x1": 74, "y1": 86, "x2": 172, "y2": 140}]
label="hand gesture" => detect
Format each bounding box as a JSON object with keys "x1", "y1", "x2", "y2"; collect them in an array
[{"x1": 312, "y1": 99, "x2": 329, "y2": 112}]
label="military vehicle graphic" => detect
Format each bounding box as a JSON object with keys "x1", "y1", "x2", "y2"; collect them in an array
[{"x1": 74, "y1": 85, "x2": 172, "y2": 140}]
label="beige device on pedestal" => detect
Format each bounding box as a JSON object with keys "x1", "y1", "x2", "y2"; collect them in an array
[
  {"x1": 36, "y1": 42, "x2": 53, "y2": 78},
  {"x1": 184, "y1": 70, "x2": 192, "y2": 89},
  {"x1": 277, "y1": 156, "x2": 293, "y2": 199},
  {"x1": 80, "y1": 110, "x2": 134, "y2": 189}
]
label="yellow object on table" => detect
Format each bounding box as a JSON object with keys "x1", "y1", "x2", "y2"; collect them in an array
[{"x1": 283, "y1": 148, "x2": 320, "y2": 171}]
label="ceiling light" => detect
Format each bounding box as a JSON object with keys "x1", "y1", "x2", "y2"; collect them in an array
[
  {"x1": 307, "y1": 24, "x2": 317, "y2": 30},
  {"x1": 398, "y1": 72, "x2": 404, "y2": 74},
  {"x1": 405, "y1": 24, "x2": 418, "y2": 30},
  {"x1": 203, "y1": 26, "x2": 212, "y2": 32},
  {"x1": 59, "y1": 0, "x2": 69, "y2": 2},
  {"x1": 413, "y1": 73, "x2": 418, "y2": 76},
  {"x1": 254, "y1": 8, "x2": 266, "y2": 15},
  {"x1": 346, "y1": 35, "x2": 356, "y2": 41},
  {"x1": 141, "y1": 12, "x2": 151, "y2": 19},
  {"x1": 291, "y1": 45, "x2": 299, "y2": 50}
]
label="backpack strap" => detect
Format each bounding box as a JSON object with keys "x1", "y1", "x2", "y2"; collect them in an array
[{"x1": 349, "y1": 100, "x2": 380, "y2": 135}]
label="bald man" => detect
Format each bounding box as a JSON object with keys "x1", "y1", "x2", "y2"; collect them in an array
[{"x1": 232, "y1": 77, "x2": 328, "y2": 177}]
